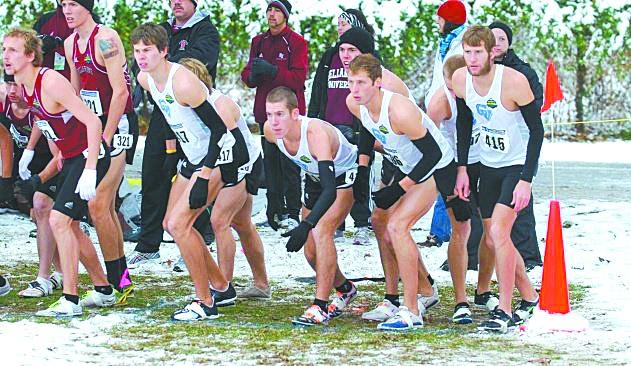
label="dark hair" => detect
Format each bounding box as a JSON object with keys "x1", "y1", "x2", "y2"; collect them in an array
[
  {"x1": 344, "y1": 8, "x2": 375, "y2": 36},
  {"x1": 130, "y1": 23, "x2": 168, "y2": 52}
]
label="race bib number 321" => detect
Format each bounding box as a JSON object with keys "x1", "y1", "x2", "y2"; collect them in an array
[{"x1": 80, "y1": 89, "x2": 104, "y2": 116}]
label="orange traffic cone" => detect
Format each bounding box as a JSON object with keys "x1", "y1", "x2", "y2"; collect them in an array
[{"x1": 539, "y1": 200, "x2": 570, "y2": 314}]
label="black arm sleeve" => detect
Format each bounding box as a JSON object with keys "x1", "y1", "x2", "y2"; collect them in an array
[
  {"x1": 192, "y1": 101, "x2": 228, "y2": 168},
  {"x1": 407, "y1": 132, "x2": 443, "y2": 183},
  {"x1": 357, "y1": 124, "x2": 376, "y2": 161},
  {"x1": 303, "y1": 161, "x2": 337, "y2": 227},
  {"x1": 518, "y1": 100, "x2": 544, "y2": 182},
  {"x1": 455, "y1": 97, "x2": 473, "y2": 166}
]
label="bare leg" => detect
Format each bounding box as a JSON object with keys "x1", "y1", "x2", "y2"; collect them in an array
[
  {"x1": 476, "y1": 229, "x2": 495, "y2": 294},
  {"x1": 32, "y1": 193, "x2": 57, "y2": 279},
  {"x1": 231, "y1": 194, "x2": 269, "y2": 289},
  {"x1": 446, "y1": 209, "x2": 471, "y2": 304},
  {"x1": 372, "y1": 208, "x2": 400, "y2": 295}
]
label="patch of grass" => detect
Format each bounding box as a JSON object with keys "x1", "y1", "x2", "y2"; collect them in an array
[{"x1": 0, "y1": 262, "x2": 586, "y2": 364}]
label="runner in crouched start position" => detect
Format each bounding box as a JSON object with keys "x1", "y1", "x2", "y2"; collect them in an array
[
  {"x1": 453, "y1": 25, "x2": 542, "y2": 333},
  {"x1": 132, "y1": 23, "x2": 258, "y2": 321},
  {"x1": 4, "y1": 28, "x2": 113, "y2": 317},
  {"x1": 348, "y1": 54, "x2": 461, "y2": 331},
  {"x1": 263, "y1": 86, "x2": 359, "y2": 326}
]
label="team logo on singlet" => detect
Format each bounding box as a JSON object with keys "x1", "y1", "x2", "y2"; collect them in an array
[
  {"x1": 300, "y1": 155, "x2": 312, "y2": 163},
  {"x1": 278, "y1": 52, "x2": 285, "y2": 60},
  {"x1": 84, "y1": 55, "x2": 92, "y2": 64},
  {"x1": 486, "y1": 98, "x2": 498, "y2": 108},
  {"x1": 159, "y1": 100, "x2": 171, "y2": 117},
  {"x1": 378, "y1": 125, "x2": 389, "y2": 135},
  {"x1": 371, "y1": 128, "x2": 387, "y2": 144},
  {"x1": 178, "y1": 40, "x2": 188, "y2": 51},
  {"x1": 165, "y1": 94, "x2": 175, "y2": 104},
  {"x1": 475, "y1": 104, "x2": 493, "y2": 121}
]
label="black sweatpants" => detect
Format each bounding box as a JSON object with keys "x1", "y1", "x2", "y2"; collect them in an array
[
  {"x1": 262, "y1": 137, "x2": 301, "y2": 220},
  {"x1": 134, "y1": 111, "x2": 211, "y2": 254}
]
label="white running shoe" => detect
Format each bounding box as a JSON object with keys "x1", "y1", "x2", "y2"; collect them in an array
[
  {"x1": 418, "y1": 282, "x2": 440, "y2": 313},
  {"x1": 172, "y1": 299, "x2": 219, "y2": 321},
  {"x1": 79, "y1": 289, "x2": 116, "y2": 308},
  {"x1": 0, "y1": 276, "x2": 10, "y2": 296},
  {"x1": 352, "y1": 227, "x2": 372, "y2": 246},
  {"x1": 36, "y1": 296, "x2": 82, "y2": 317},
  {"x1": 362, "y1": 299, "x2": 400, "y2": 322},
  {"x1": 328, "y1": 282, "x2": 358, "y2": 318},
  {"x1": 18, "y1": 277, "x2": 53, "y2": 298},
  {"x1": 292, "y1": 305, "x2": 330, "y2": 326},
  {"x1": 50, "y1": 272, "x2": 63, "y2": 291},
  {"x1": 127, "y1": 250, "x2": 160, "y2": 269},
  {"x1": 377, "y1": 306, "x2": 423, "y2": 331}
]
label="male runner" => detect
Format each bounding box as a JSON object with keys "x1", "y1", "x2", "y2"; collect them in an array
[
  {"x1": 347, "y1": 54, "x2": 459, "y2": 330},
  {"x1": 337, "y1": 29, "x2": 444, "y2": 323},
  {"x1": 264, "y1": 86, "x2": 358, "y2": 325},
  {"x1": 453, "y1": 25, "x2": 543, "y2": 333},
  {"x1": 3, "y1": 28, "x2": 113, "y2": 317},
  {"x1": 0, "y1": 74, "x2": 63, "y2": 298},
  {"x1": 178, "y1": 57, "x2": 270, "y2": 304},
  {"x1": 132, "y1": 23, "x2": 254, "y2": 320},
  {"x1": 62, "y1": 0, "x2": 138, "y2": 304}
]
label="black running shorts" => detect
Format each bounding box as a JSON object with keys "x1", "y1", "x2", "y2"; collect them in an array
[
  {"x1": 478, "y1": 164, "x2": 524, "y2": 219},
  {"x1": 303, "y1": 170, "x2": 355, "y2": 210}
]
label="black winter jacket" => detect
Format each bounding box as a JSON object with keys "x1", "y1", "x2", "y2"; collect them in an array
[{"x1": 496, "y1": 49, "x2": 543, "y2": 109}]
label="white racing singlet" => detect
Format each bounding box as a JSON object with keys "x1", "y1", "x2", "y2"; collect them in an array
[
  {"x1": 442, "y1": 85, "x2": 481, "y2": 164},
  {"x1": 277, "y1": 116, "x2": 357, "y2": 177},
  {"x1": 465, "y1": 65, "x2": 530, "y2": 168},
  {"x1": 147, "y1": 63, "x2": 210, "y2": 165},
  {"x1": 208, "y1": 89, "x2": 261, "y2": 173},
  {"x1": 360, "y1": 90, "x2": 453, "y2": 181}
]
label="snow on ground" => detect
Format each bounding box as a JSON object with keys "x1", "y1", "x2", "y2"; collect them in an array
[{"x1": 1, "y1": 141, "x2": 631, "y2": 364}]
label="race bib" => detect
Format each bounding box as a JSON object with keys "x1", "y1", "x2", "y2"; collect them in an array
[
  {"x1": 344, "y1": 168, "x2": 357, "y2": 185},
  {"x1": 9, "y1": 124, "x2": 28, "y2": 148},
  {"x1": 113, "y1": 133, "x2": 133, "y2": 149},
  {"x1": 82, "y1": 143, "x2": 107, "y2": 159},
  {"x1": 386, "y1": 152, "x2": 404, "y2": 167},
  {"x1": 172, "y1": 125, "x2": 197, "y2": 145},
  {"x1": 54, "y1": 52, "x2": 66, "y2": 71},
  {"x1": 481, "y1": 127, "x2": 510, "y2": 154},
  {"x1": 80, "y1": 89, "x2": 103, "y2": 116},
  {"x1": 215, "y1": 132, "x2": 235, "y2": 165},
  {"x1": 470, "y1": 132, "x2": 481, "y2": 146},
  {"x1": 35, "y1": 120, "x2": 60, "y2": 141}
]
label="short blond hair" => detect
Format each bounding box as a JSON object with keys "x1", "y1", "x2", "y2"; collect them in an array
[
  {"x1": 4, "y1": 28, "x2": 43, "y2": 67},
  {"x1": 179, "y1": 58, "x2": 213, "y2": 89},
  {"x1": 348, "y1": 53, "x2": 382, "y2": 82}
]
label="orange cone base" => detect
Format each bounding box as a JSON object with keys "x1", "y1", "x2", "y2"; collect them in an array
[{"x1": 523, "y1": 307, "x2": 589, "y2": 333}]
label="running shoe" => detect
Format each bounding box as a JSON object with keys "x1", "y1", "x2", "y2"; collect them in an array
[
  {"x1": 328, "y1": 281, "x2": 358, "y2": 318},
  {"x1": 377, "y1": 306, "x2": 423, "y2": 331},
  {"x1": 172, "y1": 299, "x2": 219, "y2": 321},
  {"x1": 36, "y1": 296, "x2": 82, "y2": 317},
  {"x1": 361, "y1": 299, "x2": 399, "y2": 322},
  {"x1": 292, "y1": 305, "x2": 330, "y2": 326}
]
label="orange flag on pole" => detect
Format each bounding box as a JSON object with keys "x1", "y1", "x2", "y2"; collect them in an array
[{"x1": 541, "y1": 60, "x2": 564, "y2": 113}]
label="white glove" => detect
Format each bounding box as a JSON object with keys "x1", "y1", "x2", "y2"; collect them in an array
[
  {"x1": 75, "y1": 169, "x2": 97, "y2": 201},
  {"x1": 19, "y1": 149, "x2": 35, "y2": 180}
]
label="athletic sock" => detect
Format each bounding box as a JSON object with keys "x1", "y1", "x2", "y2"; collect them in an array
[
  {"x1": 0, "y1": 276, "x2": 6, "y2": 287},
  {"x1": 105, "y1": 259, "x2": 122, "y2": 290},
  {"x1": 427, "y1": 274, "x2": 435, "y2": 286},
  {"x1": 95, "y1": 285, "x2": 113, "y2": 295},
  {"x1": 313, "y1": 298, "x2": 328, "y2": 313},
  {"x1": 63, "y1": 293, "x2": 80, "y2": 304},
  {"x1": 335, "y1": 279, "x2": 353, "y2": 294},
  {"x1": 385, "y1": 294, "x2": 400, "y2": 307}
]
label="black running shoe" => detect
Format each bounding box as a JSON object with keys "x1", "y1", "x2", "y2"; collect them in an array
[
  {"x1": 478, "y1": 309, "x2": 515, "y2": 333},
  {"x1": 513, "y1": 297, "x2": 539, "y2": 325},
  {"x1": 474, "y1": 291, "x2": 499, "y2": 312},
  {"x1": 212, "y1": 283, "x2": 237, "y2": 307}
]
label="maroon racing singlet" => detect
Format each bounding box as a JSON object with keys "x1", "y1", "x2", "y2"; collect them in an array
[
  {"x1": 72, "y1": 25, "x2": 133, "y2": 118},
  {"x1": 23, "y1": 68, "x2": 87, "y2": 159},
  {"x1": 4, "y1": 95, "x2": 49, "y2": 153}
]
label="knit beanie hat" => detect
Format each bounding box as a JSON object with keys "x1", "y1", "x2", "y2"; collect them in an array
[
  {"x1": 437, "y1": 0, "x2": 466, "y2": 25},
  {"x1": 267, "y1": 0, "x2": 291, "y2": 19},
  {"x1": 338, "y1": 27, "x2": 375, "y2": 54},
  {"x1": 75, "y1": 0, "x2": 94, "y2": 13},
  {"x1": 489, "y1": 21, "x2": 513, "y2": 45}
]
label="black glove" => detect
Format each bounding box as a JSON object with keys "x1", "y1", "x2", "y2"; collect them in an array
[
  {"x1": 372, "y1": 183, "x2": 406, "y2": 210},
  {"x1": 266, "y1": 201, "x2": 282, "y2": 231},
  {"x1": 189, "y1": 177, "x2": 209, "y2": 209},
  {"x1": 0, "y1": 177, "x2": 13, "y2": 202},
  {"x1": 38, "y1": 34, "x2": 62, "y2": 54},
  {"x1": 14, "y1": 175, "x2": 41, "y2": 205},
  {"x1": 163, "y1": 151, "x2": 179, "y2": 179},
  {"x1": 353, "y1": 166, "x2": 370, "y2": 203},
  {"x1": 282, "y1": 221, "x2": 314, "y2": 252},
  {"x1": 251, "y1": 58, "x2": 278, "y2": 79}
]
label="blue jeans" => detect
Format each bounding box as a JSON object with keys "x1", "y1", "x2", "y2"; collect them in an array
[{"x1": 430, "y1": 195, "x2": 451, "y2": 243}]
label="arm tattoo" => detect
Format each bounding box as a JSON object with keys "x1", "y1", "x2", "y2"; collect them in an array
[{"x1": 98, "y1": 38, "x2": 120, "y2": 59}]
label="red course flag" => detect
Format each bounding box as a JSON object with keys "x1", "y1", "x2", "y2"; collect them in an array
[{"x1": 541, "y1": 60, "x2": 564, "y2": 113}]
